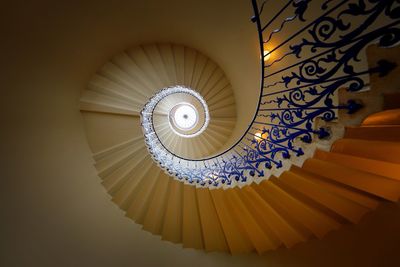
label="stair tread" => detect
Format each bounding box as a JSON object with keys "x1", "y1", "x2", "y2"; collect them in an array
[
  {"x1": 262, "y1": 179, "x2": 341, "y2": 239},
  {"x1": 315, "y1": 149, "x2": 400, "y2": 181},
  {"x1": 161, "y1": 179, "x2": 183, "y2": 243},
  {"x1": 210, "y1": 189, "x2": 254, "y2": 254},
  {"x1": 142, "y1": 173, "x2": 171, "y2": 235},
  {"x1": 95, "y1": 143, "x2": 145, "y2": 177},
  {"x1": 158, "y1": 44, "x2": 178, "y2": 84},
  {"x1": 291, "y1": 165, "x2": 380, "y2": 209},
  {"x1": 111, "y1": 157, "x2": 154, "y2": 209},
  {"x1": 252, "y1": 182, "x2": 313, "y2": 241},
  {"x1": 302, "y1": 158, "x2": 400, "y2": 201},
  {"x1": 332, "y1": 138, "x2": 400, "y2": 164},
  {"x1": 102, "y1": 148, "x2": 149, "y2": 194},
  {"x1": 182, "y1": 185, "x2": 204, "y2": 249},
  {"x1": 228, "y1": 188, "x2": 279, "y2": 253},
  {"x1": 196, "y1": 188, "x2": 229, "y2": 252},
  {"x1": 239, "y1": 186, "x2": 299, "y2": 248},
  {"x1": 125, "y1": 166, "x2": 162, "y2": 223},
  {"x1": 281, "y1": 171, "x2": 369, "y2": 223},
  {"x1": 362, "y1": 108, "x2": 400, "y2": 126},
  {"x1": 344, "y1": 125, "x2": 400, "y2": 142}
]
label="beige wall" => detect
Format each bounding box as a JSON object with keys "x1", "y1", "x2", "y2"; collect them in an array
[{"x1": 1, "y1": 0, "x2": 400, "y2": 266}]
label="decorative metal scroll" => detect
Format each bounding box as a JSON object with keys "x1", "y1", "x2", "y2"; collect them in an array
[
  {"x1": 141, "y1": 0, "x2": 399, "y2": 187},
  {"x1": 258, "y1": 0, "x2": 398, "y2": 159}
]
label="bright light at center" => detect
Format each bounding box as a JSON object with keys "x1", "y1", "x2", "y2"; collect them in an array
[
  {"x1": 263, "y1": 50, "x2": 271, "y2": 61},
  {"x1": 174, "y1": 104, "x2": 198, "y2": 130}
]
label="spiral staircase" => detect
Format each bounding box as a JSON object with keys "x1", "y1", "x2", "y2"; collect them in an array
[{"x1": 79, "y1": 0, "x2": 400, "y2": 255}]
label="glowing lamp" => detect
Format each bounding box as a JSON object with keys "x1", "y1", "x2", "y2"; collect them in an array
[{"x1": 263, "y1": 50, "x2": 271, "y2": 61}]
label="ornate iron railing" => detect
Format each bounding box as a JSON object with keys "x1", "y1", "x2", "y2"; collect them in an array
[{"x1": 141, "y1": 0, "x2": 399, "y2": 187}]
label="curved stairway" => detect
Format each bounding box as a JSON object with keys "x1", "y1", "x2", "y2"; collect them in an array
[
  {"x1": 80, "y1": 45, "x2": 400, "y2": 253},
  {"x1": 83, "y1": 109, "x2": 400, "y2": 254},
  {"x1": 79, "y1": 1, "x2": 400, "y2": 255},
  {"x1": 80, "y1": 43, "x2": 237, "y2": 160}
]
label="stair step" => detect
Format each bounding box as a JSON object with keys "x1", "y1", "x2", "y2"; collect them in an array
[
  {"x1": 291, "y1": 165, "x2": 380, "y2": 209},
  {"x1": 204, "y1": 77, "x2": 230, "y2": 102},
  {"x1": 206, "y1": 85, "x2": 232, "y2": 107},
  {"x1": 142, "y1": 174, "x2": 170, "y2": 235},
  {"x1": 182, "y1": 185, "x2": 204, "y2": 249},
  {"x1": 344, "y1": 125, "x2": 400, "y2": 142},
  {"x1": 314, "y1": 149, "x2": 400, "y2": 181},
  {"x1": 239, "y1": 186, "x2": 300, "y2": 248},
  {"x1": 252, "y1": 182, "x2": 313, "y2": 241},
  {"x1": 362, "y1": 109, "x2": 400, "y2": 126},
  {"x1": 95, "y1": 143, "x2": 145, "y2": 178},
  {"x1": 80, "y1": 100, "x2": 140, "y2": 117},
  {"x1": 125, "y1": 166, "x2": 161, "y2": 224},
  {"x1": 209, "y1": 105, "x2": 237, "y2": 118},
  {"x1": 88, "y1": 74, "x2": 144, "y2": 106},
  {"x1": 280, "y1": 171, "x2": 369, "y2": 223},
  {"x1": 210, "y1": 189, "x2": 254, "y2": 254},
  {"x1": 127, "y1": 46, "x2": 164, "y2": 90},
  {"x1": 262, "y1": 179, "x2": 341, "y2": 239},
  {"x1": 183, "y1": 47, "x2": 196, "y2": 86},
  {"x1": 200, "y1": 68, "x2": 224, "y2": 98},
  {"x1": 190, "y1": 52, "x2": 208, "y2": 89},
  {"x1": 302, "y1": 158, "x2": 400, "y2": 201},
  {"x1": 227, "y1": 188, "x2": 279, "y2": 253},
  {"x1": 161, "y1": 179, "x2": 183, "y2": 244},
  {"x1": 172, "y1": 45, "x2": 185, "y2": 84},
  {"x1": 142, "y1": 44, "x2": 171, "y2": 87},
  {"x1": 112, "y1": 52, "x2": 154, "y2": 97},
  {"x1": 158, "y1": 44, "x2": 178, "y2": 84},
  {"x1": 196, "y1": 188, "x2": 229, "y2": 252},
  {"x1": 332, "y1": 138, "x2": 400, "y2": 164},
  {"x1": 111, "y1": 157, "x2": 154, "y2": 209},
  {"x1": 271, "y1": 175, "x2": 347, "y2": 224},
  {"x1": 202, "y1": 131, "x2": 224, "y2": 149},
  {"x1": 93, "y1": 137, "x2": 142, "y2": 161},
  {"x1": 196, "y1": 60, "x2": 217, "y2": 94},
  {"x1": 208, "y1": 96, "x2": 235, "y2": 112},
  {"x1": 102, "y1": 150, "x2": 148, "y2": 195},
  {"x1": 82, "y1": 112, "x2": 142, "y2": 157}
]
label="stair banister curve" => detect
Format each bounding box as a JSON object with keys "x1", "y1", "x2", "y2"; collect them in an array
[{"x1": 138, "y1": 0, "x2": 399, "y2": 187}]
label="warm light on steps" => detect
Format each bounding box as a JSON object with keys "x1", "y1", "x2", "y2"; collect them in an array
[
  {"x1": 362, "y1": 109, "x2": 400, "y2": 126},
  {"x1": 112, "y1": 123, "x2": 400, "y2": 254}
]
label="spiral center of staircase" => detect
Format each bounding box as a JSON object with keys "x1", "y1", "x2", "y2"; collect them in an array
[{"x1": 170, "y1": 103, "x2": 199, "y2": 131}]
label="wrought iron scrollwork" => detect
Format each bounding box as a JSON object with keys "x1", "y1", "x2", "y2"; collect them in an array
[
  {"x1": 259, "y1": 0, "x2": 398, "y2": 160},
  {"x1": 140, "y1": 0, "x2": 398, "y2": 187}
]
